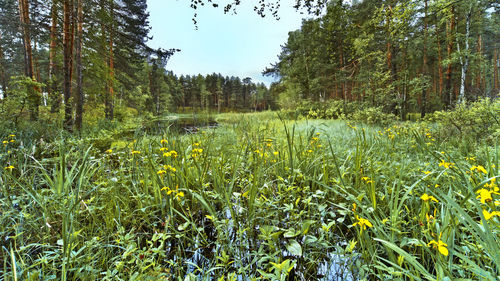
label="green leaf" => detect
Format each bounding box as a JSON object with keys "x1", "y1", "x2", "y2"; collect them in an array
[{"x1": 286, "y1": 239, "x2": 302, "y2": 257}]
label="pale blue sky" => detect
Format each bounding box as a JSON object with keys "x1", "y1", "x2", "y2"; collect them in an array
[{"x1": 146, "y1": 0, "x2": 309, "y2": 85}]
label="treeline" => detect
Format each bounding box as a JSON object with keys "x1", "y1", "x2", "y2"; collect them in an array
[
  {"x1": 0, "y1": 0, "x2": 274, "y2": 131},
  {"x1": 158, "y1": 72, "x2": 276, "y2": 113},
  {"x1": 266, "y1": 0, "x2": 500, "y2": 119}
]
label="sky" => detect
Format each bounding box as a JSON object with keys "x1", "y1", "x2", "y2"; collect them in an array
[{"x1": 146, "y1": 0, "x2": 310, "y2": 86}]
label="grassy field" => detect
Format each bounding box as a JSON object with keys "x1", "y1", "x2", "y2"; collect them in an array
[{"x1": 1, "y1": 112, "x2": 499, "y2": 280}]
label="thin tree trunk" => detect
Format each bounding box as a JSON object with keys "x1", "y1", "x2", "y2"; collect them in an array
[
  {"x1": 49, "y1": 0, "x2": 60, "y2": 113},
  {"x1": 18, "y1": 0, "x2": 38, "y2": 120},
  {"x1": 75, "y1": 0, "x2": 83, "y2": 130},
  {"x1": 63, "y1": 0, "x2": 74, "y2": 130},
  {"x1": 0, "y1": 32, "x2": 7, "y2": 98},
  {"x1": 445, "y1": 5, "x2": 455, "y2": 107},
  {"x1": 494, "y1": 49, "x2": 499, "y2": 95},
  {"x1": 105, "y1": 0, "x2": 115, "y2": 120},
  {"x1": 421, "y1": 0, "x2": 428, "y2": 118},
  {"x1": 457, "y1": 5, "x2": 472, "y2": 104},
  {"x1": 436, "y1": 21, "x2": 443, "y2": 98}
]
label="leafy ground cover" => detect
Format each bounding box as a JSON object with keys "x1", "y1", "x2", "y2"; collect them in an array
[{"x1": 0, "y1": 111, "x2": 499, "y2": 280}]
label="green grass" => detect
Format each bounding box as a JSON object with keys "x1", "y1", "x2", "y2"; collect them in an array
[{"x1": 0, "y1": 112, "x2": 499, "y2": 280}]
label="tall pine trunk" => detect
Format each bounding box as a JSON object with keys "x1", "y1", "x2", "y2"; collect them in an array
[
  {"x1": 105, "y1": 4, "x2": 115, "y2": 120},
  {"x1": 421, "y1": 0, "x2": 428, "y2": 118},
  {"x1": 75, "y1": 0, "x2": 84, "y2": 130},
  {"x1": 63, "y1": 0, "x2": 74, "y2": 130},
  {"x1": 18, "y1": 0, "x2": 38, "y2": 120},
  {"x1": 49, "y1": 0, "x2": 60, "y2": 113},
  {"x1": 436, "y1": 20, "x2": 444, "y2": 99},
  {"x1": 444, "y1": 6, "x2": 455, "y2": 108}
]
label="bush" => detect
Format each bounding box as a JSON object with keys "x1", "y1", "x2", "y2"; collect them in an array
[
  {"x1": 349, "y1": 106, "x2": 397, "y2": 126},
  {"x1": 425, "y1": 98, "x2": 500, "y2": 142}
]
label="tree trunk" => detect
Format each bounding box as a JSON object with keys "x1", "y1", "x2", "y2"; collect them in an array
[
  {"x1": 49, "y1": 0, "x2": 60, "y2": 113},
  {"x1": 421, "y1": 0, "x2": 428, "y2": 118},
  {"x1": 75, "y1": 0, "x2": 83, "y2": 130},
  {"x1": 63, "y1": 0, "x2": 74, "y2": 130},
  {"x1": 0, "y1": 32, "x2": 7, "y2": 98},
  {"x1": 436, "y1": 21, "x2": 443, "y2": 99},
  {"x1": 18, "y1": 0, "x2": 38, "y2": 120},
  {"x1": 105, "y1": 0, "x2": 115, "y2": 120},
  {"x1": 494, "y1": 49, "x2": 499, "y2": 96},
  {"x1": 444, "y1": 5, "x2": 455, "y2": 108},
  {"x1": 457, "y1": 5, "x2": 472, "y2": 105}
]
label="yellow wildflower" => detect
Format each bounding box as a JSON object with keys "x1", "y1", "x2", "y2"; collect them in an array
[
  {"x1": 105, "y1": 149, "x2": 113, "y2": 154},
  {"x1": 164, "y1": 165, "x2": 176, "y2": 172},
  {"x1": 438, "y1": 160, "x2": 454, "y2": 169},
  {"x1": 423, "y1": 171, "x2": 431, "y2": 175},
  {"x1": 4, "y1": 165, "x2": 14, "y2": 170},
  {"x1": 163, "y1": 150, "x2": 178, "y2": 158},
  {"x1": 161, "y1": 139, "x2": 168, "y2": 144},
  {"x1": 483, "y1": 209, "x2": 500, "y2": 220},
  {"x1": 2, "y1": 140, "x2": 8, "y2": 145},
  {"x1": 352, "y1": 215, "x2": 373, "y2": 230},
  {"x1": 476, "y1": 188, "x2": 498, "y2": 204},
  {"x1": 471, "y1": 165, "x2": 487, "y2": 174},
  {"x1": 157, "y1": 170, "x2": 166, "y2": 175},
  {"x1": 161, "y1": 186, "x2": 174, "y2": 195},
  {"x1": 131, "y1": 150, "x2": 141, "y2": 155},
  {"x1": 428, "y1": 239, "x2": 448, "y2": 256},
  {"x1": 421, "y1": 193, "x2": 439, "y2": 203},
  {"x1": 175, "y1": 191, "x2": 185, "y2": 200}
]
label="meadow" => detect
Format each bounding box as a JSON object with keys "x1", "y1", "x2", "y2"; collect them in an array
[{"x1": 0, "y1": 108, "x2": 499, "y2": 280}]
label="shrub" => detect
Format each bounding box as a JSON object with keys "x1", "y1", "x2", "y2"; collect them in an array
[{"x1": 425, "y1": 98, "x2": 500, "y2": 142}]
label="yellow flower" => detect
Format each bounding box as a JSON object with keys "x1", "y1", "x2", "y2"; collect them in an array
[
  {"x1": 438, "y1": 160, "x2": 454, "y2": 169},
  {"x1": 482, "y1": 209, "x2": 500, "y2": 220},
  {"x1": 476, "y1": 188, "x2": 498, "y2": 204},
  {"x1": 161, "y1": 186, "x2": 174, "y2": 195},
  {"x1": 4, "y1": 165, "x2": 14, "y2": 170},
  {"x1": 193, "y1": 142, "x2": 200, "y2": 146},
  {"x1": 9, "y1": 140, "x2": 14, "y2": 143},
  {"x1": 428, "y1": 239, "x2": 448, "y2": 256},
  {"x1": 164, "y1": 165, "x2": 176, "y2": 172},
  {"x1": 131, "y1": 150, "x2": 141, "y2": 155},
  {"x1": 421, "y1": 193, "x2": 438, "y2": 203},
  {"x1": 105, "y1": 149, "x2": 113, "y2": 154},
  {"x1": 157, "y1": 170, "x2": 166, "y2": 175},
  {"x1": 191, "y1": 148, "x2": 203, "y2": 157},
  {"x1": 352, "y1": 215, "x2": 373, "y2": 230},
  {"x1": 471, "y1": 165, "x2": 487, "y2": 174},
  {"x1": 361, "y1": 177, "x2": 374, "y2": 184},
  {"x1": 163, "y1": 150, "x2": 178, "y2": 158},
  {"x1": 175, "y1": 191, "x2": 185, "y2": 200},
  {"x1": 160, "y1": 147, "x2": 168, "y2": 152},
  {"x1": 423, "y1": 171, "x2": 431, "y2": 175},
  {"x1": 2, "y1": 140, "x2": 8, "y2": 145},
  {"x1": 9, "y1": 134, "x2": 15, "y2": 138},
  {"x1": 161, "y1": 139, "x2": 168, "y2": 144}
]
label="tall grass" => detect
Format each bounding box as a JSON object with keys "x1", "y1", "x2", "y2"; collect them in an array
[{"x1": 0, "y1": 112, "x2": 498, "y2": 280}]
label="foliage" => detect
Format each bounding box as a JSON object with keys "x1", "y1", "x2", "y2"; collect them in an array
[
  {"x1": 425, "y1": 98, "x2": 500, "y2": 143},
  {"x1": 1, "y1": 112, "x2": 499, "y2": 280}
]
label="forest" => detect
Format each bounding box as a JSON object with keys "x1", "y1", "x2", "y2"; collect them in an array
[{"x1": 1, "y1": 0, "x2": 500, "y2": 280}]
